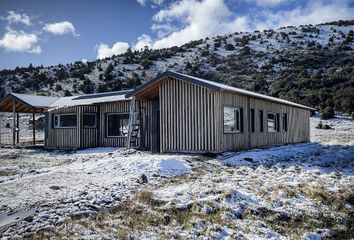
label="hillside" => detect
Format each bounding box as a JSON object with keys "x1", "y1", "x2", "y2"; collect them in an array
[{"x1": 0, "y1": 20, "x2": 353, "y2": 113}]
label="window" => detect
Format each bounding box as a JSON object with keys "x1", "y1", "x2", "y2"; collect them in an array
[
  {"x1": 84, "y1": 113, "x2": 97, "y2": 128},
  {"x1": 259, "y1": 110, "x2": 264, "y2": 132},
  {"x1": 53, "y1": 114, "x2": 77, "y2": 128},
  {"x1": 106, "y1": 113, "x2": 129, "y2": 137},
  {"x1": 282, "y1": 113, "x2": 288, "y2": 132},
  {"x1": 267, "y1": 112, "x2": 277, "y2": 132},
  {"x1": 224, "y1": 106, "x2": 241, "y2": 133},
  {"x1": 250, "y1": 109, "x2": 255, "y2": 132}
]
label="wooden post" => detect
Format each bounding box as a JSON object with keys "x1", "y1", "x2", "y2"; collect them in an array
[
  {"x1": 16, "y1": 112, "x2": 19, "y2": 144},
  {"x1": 32, "y1": 109, "x2": 36, "y2": 146},
  {"x1": 138, "y1": 100, "x2": 143, "y2": 150},
  {"x1": 0, "y1": 113, "x2": 2, "y2": 146},
  {"x1": 12, "y1": 100, "x2": 16, "y2": 146}
]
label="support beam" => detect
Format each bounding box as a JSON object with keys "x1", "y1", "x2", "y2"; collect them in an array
[
  {"x1": 12, "y1": 100, "x2": 16, "y2": 146},
  {"x1": 32, "y1": 109, "x2": 36, "y2": 146},
  {"x1": 16, "y1": 112, "x2": 19, "y2": 144},
  {"x1": 138, "y1": 100, "x2": 143, "y2": 150}
]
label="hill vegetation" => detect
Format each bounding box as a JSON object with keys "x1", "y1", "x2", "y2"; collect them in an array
[{"x1": 0, "y1": 20, "x2": 353, "y2": 115}]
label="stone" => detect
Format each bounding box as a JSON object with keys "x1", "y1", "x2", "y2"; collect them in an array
[
  {"x1": 163, "y1": 214, "x2": 171, "y2": 225},
  {"x1": 49, "y1": 185, "x2": 61, "y2": 190},
  {"x1": 23, "y1": 215, "x2": 33, "y2": 223},
  {"x1": 244, "y1": 157, "x2": 254, "y2": 162},
  {"x1": 138, "y1": 174, "x2": 148, "y2": 184}
]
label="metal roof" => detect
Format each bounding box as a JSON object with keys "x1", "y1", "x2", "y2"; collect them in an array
[
  {"x1": 48, "y1": 90, "x2": 133, "y2": 109},
  {"x1": 0, "y1": 93, "x2": 59, "y2": 113},
  {"x1": 126, "y1": 71, "x2": 315, "y2": 111}
]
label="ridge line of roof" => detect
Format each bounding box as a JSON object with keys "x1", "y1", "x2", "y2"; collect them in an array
[{"x1": 125, "y1": 71, "x2": 314, "y2": 111}]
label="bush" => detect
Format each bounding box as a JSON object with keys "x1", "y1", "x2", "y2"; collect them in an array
[
  {"x1": 140, "y1": 59, "x2": 153, "y2": 70},
  {"x1": 55, "y1": 84, "x2": 62, "y2": 92},
  {"x1": 225, "y1": 43, "x2": 235, "y2": 51},
  {"x1": 316, "y1": 121, "x2": 323, "y2": 129},
  {"x1": 320, "y1": 106, "x2": 334, "y2": 119},
  {"x1": 64, "y1": 90, "x2": 72, "y2": 96}
]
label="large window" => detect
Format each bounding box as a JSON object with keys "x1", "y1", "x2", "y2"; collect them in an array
[
  {"x1": 267, "y1": 112, "x2": 277, "y2": 132},
  {"x1": 84, "y1": 113, "x2": 97, "y2": 128},
  {"x1": 106, "y1": 113, "x2": 129, "y2": 137},
  {"x1": 53, "y1": 114, "x2": 77, "y2": 128},
  {"x1": 224, "y1": 106, "x2": 241, "y2": 133}
]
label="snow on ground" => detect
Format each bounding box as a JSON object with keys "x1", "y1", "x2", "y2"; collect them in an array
[
  {"x1": 311, "y1": 115, "x2": 354, "y2": 145},
  {"x1": 0, "y1": 149, "x2": 190, "y2": 212},
  {"x1": 0, "y1": 116, "x2": 353, "y2": 239}
]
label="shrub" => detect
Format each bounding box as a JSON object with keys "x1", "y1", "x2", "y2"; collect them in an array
[
  {"x1": 55, "y1": 84, "x2": 62, "y2": 92},
  {"x1": 225, "y1": 43, "x2": 235, "y2": 51},
  {"x1": 316, "y1": 121, "x2": 323, "y2": 129},
  {"x1": 140, "y1": 59, "x2": 153, "y2": 70},
  {"x1": 64, "y1": 90, "x2": 72, "y2": 96},
  {"x1": 323, "y1": 124, "x2": 331, "y2": 129},
  {"x1": 320, "y1": 106, "x2": 334, "y2": 119}
]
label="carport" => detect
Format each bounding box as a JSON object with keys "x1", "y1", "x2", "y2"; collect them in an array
[{"x1": 0, "y1": 93, "x2": 58, "y2": 146}]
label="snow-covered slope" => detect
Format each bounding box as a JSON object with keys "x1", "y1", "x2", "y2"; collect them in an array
[{"x1": 0, "y1": 20, "x2": 353, "y2": 112}]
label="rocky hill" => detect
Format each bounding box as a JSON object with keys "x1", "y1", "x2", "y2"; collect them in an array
[{"x1": 0, "y1": 20, "x2": 353, "y2": 114}]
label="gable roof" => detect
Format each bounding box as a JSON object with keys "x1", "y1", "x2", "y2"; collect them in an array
[
  {"x1": 48, "y1": 90, "x2": 133, "y2": 109},
  {"x1": 0, "y1": 93, "x2": 59, "y2": 113},
  {"x1": 126, "y1": 71, "x2": 314, "y2": 111}
]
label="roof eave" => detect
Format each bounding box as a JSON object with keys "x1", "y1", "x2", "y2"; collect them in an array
[{"x1": 125, "y1": 71, "x2": 221, "y2": 98}]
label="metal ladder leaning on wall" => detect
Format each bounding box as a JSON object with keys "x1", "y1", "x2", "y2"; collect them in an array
[{"x1": 126, "y1": 96, "x2": 139, "y2": 150}]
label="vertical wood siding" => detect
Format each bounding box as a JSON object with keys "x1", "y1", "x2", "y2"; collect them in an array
[
  {"x1": 159, "y1": 78, "x2": 219, "y2": 153},
  {"x1": 220, "y1": 92, "x2": 249, "y2": 151},
  {"x1": 47, "y1": 106, "x2": 81, "y2": 149},
  {"x1": 99, "y1": 100, "x2": 138, "y2": 148},
  {"x1": 47, "y1": 100, "x2": 138, "y2": 149},
  {"x1": 248, "y1": 98, "x2": 310, "y2": 148},
  {"x1": 219, "y1": 91, "x2": 310, "y2": 151}
]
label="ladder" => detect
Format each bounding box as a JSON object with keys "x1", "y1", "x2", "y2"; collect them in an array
[{"x1": 126, "y1": 96, "x2": 139, "y2": 150}]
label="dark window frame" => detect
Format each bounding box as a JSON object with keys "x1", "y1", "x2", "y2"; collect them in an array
[
  {"x1": 250, "y1": 109, "x2": 255, "y2": 132},
  {"x1": 267, "y1": 112, "x2": 278, "y2": 133},
  {"x1": 282, "y1": 113, "x2": 288, "y2": 132},
  {"x1": 259, "y1": 110, "x2": 264, "y2": 132},
  {"x1": 83, "y1": 113, "x2": 97, "y2": 128},
  {"x1": 53, "y1": 113, "x2": 77, "y2": 129},
  {"x1": 106, "y1": 113, "x2": 130, "y2": 138},
  {"x1": 223, "y1": 106, "x2": 241, "y2": 134}
]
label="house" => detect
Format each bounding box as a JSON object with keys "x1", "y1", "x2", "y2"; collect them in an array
[
  {"x1": 0, "y1": 71, "x2": 314, "y2": 152},
  {"x1": 127, "y1": 71, "x2": 314, "y2": 153}
]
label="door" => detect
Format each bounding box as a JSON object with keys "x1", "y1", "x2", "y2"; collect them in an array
[{"x1": 151, "y1": 97, "x2": 160, "y2": 153}]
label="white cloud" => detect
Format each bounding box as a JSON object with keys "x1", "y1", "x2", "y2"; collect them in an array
[
  {"x1": 96, "y1": 42, "x2": 130, "y2": 59},
  {"x1": 137, "y1": 0, "x2": 164, "y2": 6},
  {"x1": 141, "y1": 0, "x2": 352, "y2": 49},
  {"x1": 134, "y1": 34, "x2": 153, "y2": 50},
  {"x1": 0, "y1": 29, "x2": 41, "y2": 53},
  {"x1": 2, "y1": 11, "x2": 31, "y2": 26},
  {"x1": 43, "y1": 21, "x2": 79, "y2": 37},
  {"x1": 151, "y1": 0, "x2": 249, "y2": 49},
  {"x1": 99, "y1": 0, "x2": 354, "y2": 56},
  {"x1": 254, "y1": 0, "x2": 354, "y2": 29},
  {"x1": 244, "y1": 0, "x2": 288, "y2": 7}
]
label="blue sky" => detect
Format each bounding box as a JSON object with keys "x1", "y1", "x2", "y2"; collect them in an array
[{"x1": 0, "y1": 0, "x2": 353, "y2": 69}]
